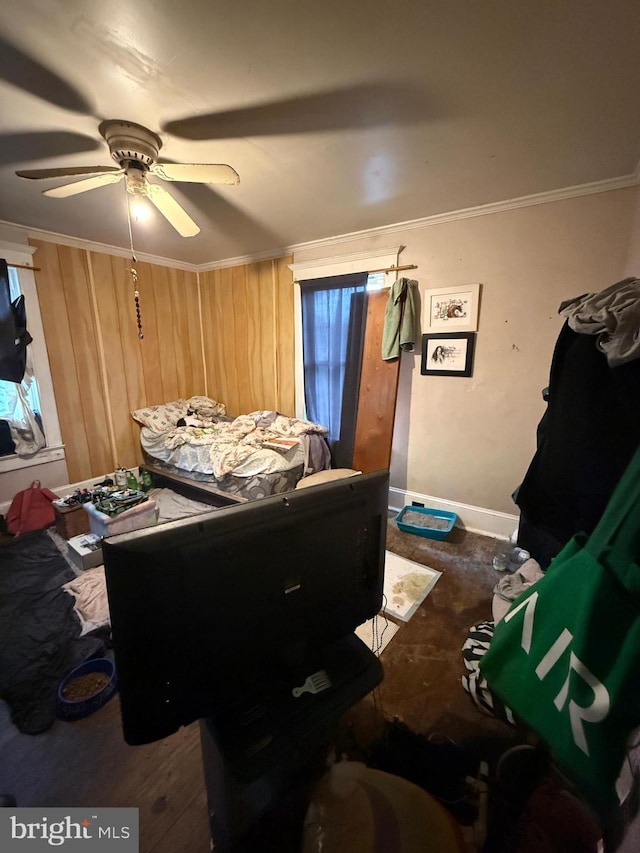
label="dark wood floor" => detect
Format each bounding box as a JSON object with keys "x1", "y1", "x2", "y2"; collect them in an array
[{"x1": 0, "y1": 517, "x2": 517, "y2": 852}]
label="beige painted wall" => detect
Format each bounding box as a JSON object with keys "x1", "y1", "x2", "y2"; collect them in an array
[
  {"x1": 623, "y1": 185, "x2": 640, "y2": 276},
  {"x1": 293, "y1": 187, "x2": 637, "y2": 514}
]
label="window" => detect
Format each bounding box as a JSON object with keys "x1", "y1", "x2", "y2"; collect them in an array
[
  {"x1": 0, "y1": 243, "x2": 64, "y2": 472},
  {"x1": 290, "y1": 248, "x2": 401, "y2": 468},
  {"x1": 299, "y1": 273, "x2": 368, "y2": 467},
  {"x1": 290, "y1": 247, "x2": 401, "y2": 428},
  {"x1": 366, "y1": 271, "x2": 387, "y2": 291},
  {"x1": 0, "y1": 267, "x2": 43, "y2": 434}
]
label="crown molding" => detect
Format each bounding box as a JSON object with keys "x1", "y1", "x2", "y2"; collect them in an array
[
  {"x1": 198, "y1": 247, "x2": 290, "y2": 271},
  {"x1": 2, "y1": 167, "x2": 639, "y2": 273},
  {"x1": 284, "y1": 170, "x2": 640, "y2": 258},
  {"x1": 0, "y1": 220, "x2": 199, "y2": 272}
]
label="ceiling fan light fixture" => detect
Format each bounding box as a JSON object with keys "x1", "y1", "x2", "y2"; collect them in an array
[{"x1": 129, "y1": 198, "x2": 150, "y2": 222}]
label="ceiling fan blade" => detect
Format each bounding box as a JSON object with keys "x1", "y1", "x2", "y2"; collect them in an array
[
  {"x1": 145, "y1": 183, "x2": 200, "y2": 237},
  {"x1": 17, "y1": 165, "x2": 121, "y2": 180},
  {"x1": 44, "y1": 171, "x2": 125, "y2": 198},
  {"x1": 162, "y1": 81, "x2": 428, "y2": 140},
  {"x1": 150, "y1": 163, "x2": 240, "y2": 185}
]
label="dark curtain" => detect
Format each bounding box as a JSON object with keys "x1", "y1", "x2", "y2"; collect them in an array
[{"x1": 300, "y1": 273, "x2": 368, "y2": 468}]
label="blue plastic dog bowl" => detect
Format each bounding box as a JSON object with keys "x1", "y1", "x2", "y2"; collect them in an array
[
  {"x1": 395, "y1": 505, "x2": 458, "y2": 540},
  {"x1": 57, "y1": 657, "x2": 117, "y2": 721}
]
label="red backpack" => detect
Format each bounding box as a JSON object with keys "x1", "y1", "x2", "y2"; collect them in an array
[{"x1": 6, "y1": 480, "x2": 59, "y2": 536}]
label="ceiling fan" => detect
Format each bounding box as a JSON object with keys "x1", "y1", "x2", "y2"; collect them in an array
[{"x1": 15, "y1": 120, "x2": 240, "y2": 237}]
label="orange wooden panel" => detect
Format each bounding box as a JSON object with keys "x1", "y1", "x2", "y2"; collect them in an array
[
  {"x1": 200, "y1": 268, "x2": 234, "y2": 410},
  {"x1": 57, "y1": 245, "x2": 113, "y2": 476},
  {"x1": 352, "y1": 289, "x2": 401, "y2": 473},
  {"x1": 109, "y1": 254, "x2": 147, "y2": 413},
  {"x1": 231, "y1": 265, "x2": 251, "y2": 414},
  {"x1": 136, "y1": 260, "x2": 164, "y2": 406},
  {"x1": 182, "y1": 272, "x2": 205, "y2": 397},
  {"x1": 180, "y1": 269, "x2": 205, "y2": 397},
  {"x1": 31, "y1": 241, "x2": 93, "y2": 481},
  {"x1": 218, "y1": 268, "x2": 240, "y2": 414},
  {"x1": 89, "y1": 251, "x2": 138, "y2": 470},
  {"x1": 274, "y1": 256, "x2": 295, "y2": 416},
  {"x1": 151, "y1": 264, "x2": 181, "y2": 403}
]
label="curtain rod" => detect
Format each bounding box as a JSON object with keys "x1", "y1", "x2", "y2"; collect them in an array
[
  {"x1": 369, "y1": 263, "x2": 417, "y2": 274},
  {"x1": 7, "y1": 262, "x2": 40, "y2": 272}
]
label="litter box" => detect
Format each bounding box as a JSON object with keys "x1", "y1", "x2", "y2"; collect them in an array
[
  {"x1": 57, "y1": 657, "x2": 117, "y2": 721},
  {"x1": 395, "y1": 505, "x2": 458, "y2": 541}
]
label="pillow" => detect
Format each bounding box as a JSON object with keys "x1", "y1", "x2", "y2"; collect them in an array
[
  {"x1": 185, "y1": 396, "x2": 226, "y2": 419},
  {"x1": 131, "y1": 399, "x2": 188, "y2": 432}
]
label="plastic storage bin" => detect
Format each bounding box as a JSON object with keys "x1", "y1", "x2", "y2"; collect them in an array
[
  {"x1": 83, "y1": 499, "x2": 158, "y2": 538},
  {"x1": 395, "y1": 505, "x2": 458, "y2": 540}
]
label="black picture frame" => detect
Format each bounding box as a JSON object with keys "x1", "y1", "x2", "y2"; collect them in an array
[{"x1": 421, "y1": 332, "x2": 476, "y2": 377}]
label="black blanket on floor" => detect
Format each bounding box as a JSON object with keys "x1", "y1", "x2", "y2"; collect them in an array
[{"x1": 0, "y1": 529, "x2": 108, "y2": 734}]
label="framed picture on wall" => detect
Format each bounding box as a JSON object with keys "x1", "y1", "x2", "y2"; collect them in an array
[
  {"x1": 421, "y1": 332, "x2": 476, "y2": 377},
  {"x1": 424, "y1": 283, "x2": 481, "y2": 332}
]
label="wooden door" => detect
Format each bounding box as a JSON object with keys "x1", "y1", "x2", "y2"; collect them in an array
[{"x1": 352, "y1": 290, "x2": 401, "y2": 472}]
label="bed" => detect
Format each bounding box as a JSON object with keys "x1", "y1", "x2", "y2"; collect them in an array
[{"x1": 132, "y1": 396, "x2": 332, "y2": 502}]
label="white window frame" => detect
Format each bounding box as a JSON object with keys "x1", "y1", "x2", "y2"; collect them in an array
[
  {"x1": 0, "y1": 242, "x2": 65, "y2": 472},
  {"x1": 288, "y1": 247, "x2": 401, "y2": 419}
]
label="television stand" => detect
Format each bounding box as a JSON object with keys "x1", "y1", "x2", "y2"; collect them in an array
[{"x1": 199, "y1": 633, "x2": 383, "y2": 852}]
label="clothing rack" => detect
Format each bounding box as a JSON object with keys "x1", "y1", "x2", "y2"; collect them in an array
[
  {"x1": 8, "y1": 262, "x2": 415, "y2": 275},
  {"x1": 368, "y1": 263, "x2": 417, "y2": 275}
]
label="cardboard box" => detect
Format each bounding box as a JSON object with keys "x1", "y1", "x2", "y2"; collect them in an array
[
  {"x1": 54, "y1": 503, "x2": 91, "y2": 539},
  {"x1": 67, "y1": 534, "x2": 104, "y2": 571}
]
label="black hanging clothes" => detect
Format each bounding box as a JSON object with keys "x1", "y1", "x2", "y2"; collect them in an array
[
  {"x1": 0, "y1": 259, "x2": 32, "y2": 383},
  {"x1": 515, "y1": 321, "x2": 640, "y2": 564}
]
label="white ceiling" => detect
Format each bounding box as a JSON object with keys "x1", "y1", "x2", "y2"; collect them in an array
[{"x1": 1, "y1": 0, "x2": 639, "y2": 267}]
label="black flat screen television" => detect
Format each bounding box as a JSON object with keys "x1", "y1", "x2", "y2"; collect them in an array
[{"x1": 103, "y1": 469, "x2": 389, "y2": 746}]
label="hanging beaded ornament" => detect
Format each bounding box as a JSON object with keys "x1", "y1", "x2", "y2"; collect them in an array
[{"x1": 125, "y1": 186, "x2": 144, "y2": 339}]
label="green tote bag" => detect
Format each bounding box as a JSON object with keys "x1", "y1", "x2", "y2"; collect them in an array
[{"x1": 480, "y1": 445, "x2": 640, "y2": 811}]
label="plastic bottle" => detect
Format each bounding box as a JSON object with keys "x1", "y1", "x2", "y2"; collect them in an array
[
  {"x1": 140, "y1": 469, "x2": 152, "y2": 492},
  {"x1": 506, "y1": 546, "x2": 530, "y2": 573},
  {"x1": 492, "y1": 540, "x2": 511, "y2": 571}
]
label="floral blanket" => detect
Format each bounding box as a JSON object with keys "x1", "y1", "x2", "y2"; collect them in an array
[{"x1": 141, "y1": 410, "x2": 328, "y2": 479}]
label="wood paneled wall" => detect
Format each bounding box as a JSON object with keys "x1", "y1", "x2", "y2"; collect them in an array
[
  {"x1": 199, "y1": 256, "x2": 295, "y2": 417},
  {"x1": 31, "y1": 239, "x2": 295, "y2": 483}
]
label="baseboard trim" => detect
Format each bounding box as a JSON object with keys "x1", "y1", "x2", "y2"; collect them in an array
[
  {"x1": 2, "y1": 471, "x2": 518, "y2": 540},
  {"x1": 389, "y1": 486, "x2": 518, "y2": 539}
]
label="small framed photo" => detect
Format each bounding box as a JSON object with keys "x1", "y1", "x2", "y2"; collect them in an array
[
  {"x1": 424, "y1": 283, "x2": 481, "y2": 332},
  {"x1": 421, "y1": 332, "x2": 476, "y2": 377}
]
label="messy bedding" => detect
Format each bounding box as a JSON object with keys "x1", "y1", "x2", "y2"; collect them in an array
[{"x1": 133, "y1": 396, "x2": 331, "y2": 490}]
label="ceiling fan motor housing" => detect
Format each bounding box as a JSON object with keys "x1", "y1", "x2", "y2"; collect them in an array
[{"x1": 99, "y1": 120, "x2": 162, "y2": 169}]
